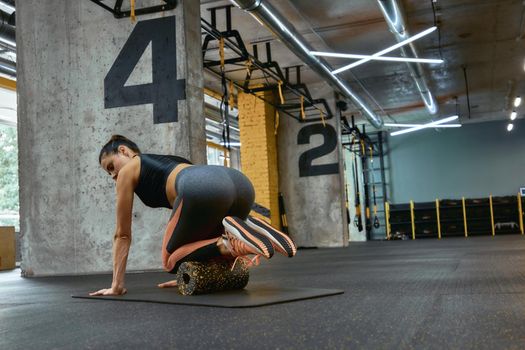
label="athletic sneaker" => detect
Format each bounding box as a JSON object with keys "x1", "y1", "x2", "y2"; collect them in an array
[
  {"x1": 221, "y1": 231, "x2": 263, "y2": 270},
  {"x1": 222, "y1": 216, "x2": 274, "y2": 259},
  {"x1": 246, "y1": 216, "x2": 297, "y2": 257}
]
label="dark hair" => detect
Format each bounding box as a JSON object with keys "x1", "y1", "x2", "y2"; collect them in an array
[{"x1": 98, "y1": 135, "x2": 141, "y2": 164}]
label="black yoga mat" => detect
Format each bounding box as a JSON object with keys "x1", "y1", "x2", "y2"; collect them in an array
[{"x1": 72, "y1": 284, "x2": 344, "y2": 308}]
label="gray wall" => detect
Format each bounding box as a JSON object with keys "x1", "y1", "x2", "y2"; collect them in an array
[
  {"x1": 278, "y1": 99, "x2": 349, "y2": 247},
  {"x1": 17, "y1": 1, "x2": 204, "y2": 276},
  {"x1": 388, "y1": 119, "x2": 525, "y2": 203}
]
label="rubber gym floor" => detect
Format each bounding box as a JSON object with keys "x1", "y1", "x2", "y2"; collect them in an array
[{"x1": 1, "y1": 235, "x2": 525, "y2": 349}]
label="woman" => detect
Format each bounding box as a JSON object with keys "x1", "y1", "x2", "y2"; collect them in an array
[{"x1": 90, "y1": 135, "x2": 296, "y2": 296}]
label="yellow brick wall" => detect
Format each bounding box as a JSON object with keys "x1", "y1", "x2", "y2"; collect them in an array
[{"x1": 238, "y1": 91, "x2": 280, "y2": 227}]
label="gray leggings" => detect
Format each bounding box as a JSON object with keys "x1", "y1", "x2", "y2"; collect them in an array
[{"x1": 165, "y1": 165, "x2": 255, "y2": 255}]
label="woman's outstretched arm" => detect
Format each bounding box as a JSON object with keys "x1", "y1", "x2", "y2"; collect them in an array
[{"x1": 90, "y1": 163, "x2": 136, "y2": 296}]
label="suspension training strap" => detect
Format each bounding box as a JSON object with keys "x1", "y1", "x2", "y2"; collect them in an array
[
  {"x1": 219, "y1": 36, "x2": 230, "y2": 150},
  {"x1": 320, "y1": 109, "x2": 326, "y2": 127},
  {"x1": 277, "y1": 81, "x2": 285, "y2": 104},
  {"x1": 245, "y1": 58, "x2": 252, "y2": 78},
  {"x1": 351, "y1": 136, "x2": 363, "y2": 232},
  {"x1": 369, "y1": 146, "x2": 380, "y2": 228},
  {"x1": 130, "y1": 0, "x2": 136, "y2": 23},
  {"x1": 229, "y1": 80, "x2": 234, "y2": 111},
  {"x1": 300, "y1": 95, "x2": 305, "y2": 120},
  {"x1": 219, "y1": 37, "x2": 225, "y2": 69}
]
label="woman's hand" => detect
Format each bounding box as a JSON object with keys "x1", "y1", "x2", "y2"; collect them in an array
[
  {"x1": 89, "y1": 286, "x2": 127, "y2": 296},
  {"x1": 157, "y1": 280, "x2": 178, "y2": 288}
]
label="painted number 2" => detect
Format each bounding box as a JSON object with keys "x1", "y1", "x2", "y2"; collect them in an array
[
  {"x1": 298, "y1": 123, "x2": 339, "y2": 177},
  {"x1": 104, "y1": 16, "x2": 186, "y2": 124}
]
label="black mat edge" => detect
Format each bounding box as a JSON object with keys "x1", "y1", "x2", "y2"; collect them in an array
[{"x1": 72, "y1": 288, "x2": 345, "y2": 308}]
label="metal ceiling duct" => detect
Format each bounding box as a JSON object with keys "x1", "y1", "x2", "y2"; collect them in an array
[
  {"x1": 0, "y1": 9, "x2": 14, "y2": 48},
  {"x1": 377, "y1": 0, "x2": 438, "y2": 115},
  {"x1": 0, "y1": 0, "x2": 14, "y2": 8},
  {"x1": 0, "y1": 55, "x2": 15, "y2": 76},
  {"x1": 229, "y1": 0, "x2": 384, "y2": 128}
]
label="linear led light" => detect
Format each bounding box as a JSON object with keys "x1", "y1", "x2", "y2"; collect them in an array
[
  {"x1": 514, "y1": 97, "x2": 522, "y2": 107},
  {"x1": 390, "y1": 115, "x2": 460, "y2": 136},
  {"x1": 385, "y1": 123, "x2": 461, "y2": 128},
  {"x1": 510, "y1": 111, "x2": 517, "y2": 120},
  {"x1": 311, "y1": 51, "x2": 443, "y2": 64},
  {"x1": 332, "y1": 26, "x2": 438, "y2": 74},
  {"x1": 507, "y1": 123, "x2": 514, "y2": 132},
  {"x1": 220, "y1": 141, "x2": 241, "y2": 147},
  {"x1": 0, "y1": 2, "x2": 14, "y2": 13}
]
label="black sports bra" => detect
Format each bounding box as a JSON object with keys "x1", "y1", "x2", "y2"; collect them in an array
[{"x1": 134, "y1": 154, "x2": 192, "y2": 208}]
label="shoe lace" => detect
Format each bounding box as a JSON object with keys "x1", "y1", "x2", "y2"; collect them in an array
[
  {"x1": 223, "y1": 232, "x2": 262, "y2": 271},
  {"x1": 231, "y1": 255, "x2": 261, "y2": 271}
]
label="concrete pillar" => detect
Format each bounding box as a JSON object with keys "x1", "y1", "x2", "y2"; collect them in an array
[
  {"x1": 238, "y1": 91, "x2": 280, "y2": 226},
  {"x1": 277, "y1": 99, "x2": 349, "y2": 247},
  {"x1": 17, "y1": 1, "x2": 204, "y2": 276}
]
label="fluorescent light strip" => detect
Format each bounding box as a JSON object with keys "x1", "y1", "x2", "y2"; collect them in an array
[
  {"x1": 220, "y1": 141, "x2": 241, "y2": 147},
  {"x1": 385, "y1": 123, "x2": 461, "y2": 128},
  {"x1": 311, "y1": 51, "x2": 443, "y2": 64},
  {"x1": 390, "y1": 115, "x2": 459, "y2": 136},
  {"x1": 332, "y1": 26, "x2": 437, "y2": 74}
]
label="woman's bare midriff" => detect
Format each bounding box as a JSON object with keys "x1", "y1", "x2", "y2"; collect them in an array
[{"x1": 165, "y1": 163, "x2": 192, "y2": 206}]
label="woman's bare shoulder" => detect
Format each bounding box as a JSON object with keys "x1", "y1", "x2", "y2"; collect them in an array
[{"x1": 119, "y1": 157, "x2": 141, "y2": 187}]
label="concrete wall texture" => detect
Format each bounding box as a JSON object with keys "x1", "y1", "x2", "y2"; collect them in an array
[
  {"x1": 388, "y1": 119, "x2": 525, "y2": 204},
  {"x1": 17, "y1": 1, "x2": 204, "y2": 276},
  {"x1": 278, "y1": 100, "x2": 349, "y2": 247}
]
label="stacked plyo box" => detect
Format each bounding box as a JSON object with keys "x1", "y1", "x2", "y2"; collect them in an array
[{"x1": 0, "y1": 226, "x2": 15, "y2": 270}]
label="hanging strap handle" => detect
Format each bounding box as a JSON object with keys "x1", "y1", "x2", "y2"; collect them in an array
[
  {"x1": 130, "y1": 0, "x2": 136, "y2": 22},
  {"x1": 300, "y1": 95, "x2": 305, "y2": 120},
  {"x1": 219, "y1": 37, "x2": 225, "y2": 70}
]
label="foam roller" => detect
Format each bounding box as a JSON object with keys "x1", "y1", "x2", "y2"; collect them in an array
[{"x1": 176, "y1": 259, "x2": 250, "y2": 295}]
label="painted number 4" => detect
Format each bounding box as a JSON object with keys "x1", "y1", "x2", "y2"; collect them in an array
[{"x1": 104, "y1": 16, "x2": 186, "y2": 124}]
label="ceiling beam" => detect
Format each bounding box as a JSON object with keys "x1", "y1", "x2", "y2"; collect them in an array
[
  {"x1": 0, "y1": 75, "x2": 14, "y2": 90},
  {"x1": 230, "y1": 0, "x2": 384, "y2": 128}
]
